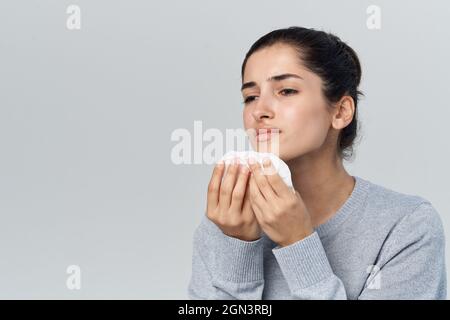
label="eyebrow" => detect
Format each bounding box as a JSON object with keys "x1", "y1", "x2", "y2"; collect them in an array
[{"x1": 241, "y1": 73, "x2": 304, "y2": 91}]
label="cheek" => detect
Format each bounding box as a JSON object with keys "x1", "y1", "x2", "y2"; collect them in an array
[
  {"x1": 284, "y1": 102, "x2": 331, "y2": 147},
  {"x1": 243, "y1": 108, "x2": 252, "y2": 129},
  {"x1": 243, "y1": 109, "x2": 257, "y2": 147}
]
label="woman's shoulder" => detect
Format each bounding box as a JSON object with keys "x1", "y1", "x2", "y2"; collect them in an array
[{"x1": 356, "y1": 176, "x2": 444, "y2": 238}]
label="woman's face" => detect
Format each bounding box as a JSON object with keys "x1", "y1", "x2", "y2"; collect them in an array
[{"x1": 242, "y1": 44, "x2": 336, "y2": 162}]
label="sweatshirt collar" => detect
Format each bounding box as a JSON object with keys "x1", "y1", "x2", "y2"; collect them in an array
[{"x1": 314, "y1": 175, "x2": 371, "y2": 238}]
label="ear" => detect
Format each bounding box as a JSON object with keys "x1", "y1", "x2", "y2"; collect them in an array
[{"x1": 331, "y1": 96, "x2": 355, "y2": 130}]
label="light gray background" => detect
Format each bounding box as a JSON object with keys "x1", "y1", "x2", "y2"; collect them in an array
[{"x1": 0, "y1": 0, "x2": 449, "y2": 299}]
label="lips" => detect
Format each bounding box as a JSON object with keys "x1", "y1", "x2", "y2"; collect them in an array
[{"x1": 255, "y1": 128, "x2": 281, "y2": 142}]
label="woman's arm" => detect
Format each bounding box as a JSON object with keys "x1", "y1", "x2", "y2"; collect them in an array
[
  {"x1": 272, "y1": 231, "x2": 347, "y2": 299},
  {"x1": 271, "y1": 202, "x2": 446, "y2": 300},
  {"x1": 187, "y1": 215, "x2": 265, "y2": 300},
  {"x1": 358, "y1": 202, "x2": 446, "y2": 299}
]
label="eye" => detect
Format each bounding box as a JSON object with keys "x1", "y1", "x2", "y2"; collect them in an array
[
  {"x1": 279, "y1": 88, "x2": 298, "y2": 96},
  {"x1": 242, "y1": 96, "x2": 257, "y2": 105}
]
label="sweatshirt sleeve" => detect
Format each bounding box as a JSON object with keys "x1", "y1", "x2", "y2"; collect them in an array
[
  {"x1": 272, "y1": 231, "x2": 347, "y2": 299},
  {"x1": 187, "y1": 215, "x2": 265, "y2": 300},
  {"x1": 271, "y1": 201, "x2": 447, "y2": 300},
  {"x1": 358, "y1": 201, "x2": 447, "y2": 299}
]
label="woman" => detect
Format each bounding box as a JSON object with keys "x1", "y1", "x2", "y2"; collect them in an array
[{"x1": 188, "y1": 26, "x2": 446, "y2": 299}]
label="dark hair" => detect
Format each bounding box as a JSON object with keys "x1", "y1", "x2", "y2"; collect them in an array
[{"x1": 241, "y1": 26, "x2": 364, "y2": 161}]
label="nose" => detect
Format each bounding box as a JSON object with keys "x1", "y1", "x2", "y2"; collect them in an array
[{"x1": 251, "y1": 94, "x2": 275, "y2": 121}]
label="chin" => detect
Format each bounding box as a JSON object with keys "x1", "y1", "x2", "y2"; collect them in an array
[
  {"x1": 279, "y1": 147, "x2": 311, "y2": 163},
  {"x1": 254, "y1": 145, "x2": 290, "y2": 162}
]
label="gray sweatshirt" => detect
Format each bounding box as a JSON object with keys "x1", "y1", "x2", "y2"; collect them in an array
[{"x1": 187, "y1": 176, "x2": 447, "y2": 299}]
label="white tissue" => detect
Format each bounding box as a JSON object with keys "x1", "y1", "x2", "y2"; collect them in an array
[{"x1": 220, "y1": 150, "x2": 293, "y2": 188}]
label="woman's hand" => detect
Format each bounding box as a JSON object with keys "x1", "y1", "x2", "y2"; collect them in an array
[
  {"x1": 247, "y1": 157, "x2": 314, "y2": 247},
  {"x1": 206, "y1": 158, "x2": 262, "y2": 242}
]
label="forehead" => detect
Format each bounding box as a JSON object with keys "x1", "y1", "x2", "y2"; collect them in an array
[{"x1": 243, "y1": 44, "x2": 317, "y2": 84}]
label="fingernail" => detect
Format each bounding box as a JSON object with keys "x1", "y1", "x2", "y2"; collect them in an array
[{"x1": 263, "y1": 157, "x2": 271, "y2": 167}]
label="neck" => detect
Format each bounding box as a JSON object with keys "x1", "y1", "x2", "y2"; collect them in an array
[{"x1": 286, "y1": 148, "x2": 355, "y2": 228}]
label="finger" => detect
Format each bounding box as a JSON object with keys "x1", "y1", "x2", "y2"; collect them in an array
[
  {"x1": 207, "y1": 160, "x2": 225, "y2": 212},
  {"x1": 248, "y1": 158, "x2": 277, "y2": 202},
  {"x1": 249, "y1": 174, "x2": 266, "y2": 210},
  {"x1": 241, "y1": 186, "x2": 253, "y2": 217},
  {"x1": 261, "y1": 158, "x2": 292, "y2": 197},
  {"x1": 219, "y1": 158, "x2": 240, "y2": 210},
  {"x1": 229, "y1": 164, "x2": 250, "y2": 212},
  {"x1": 248, "y1": 176, "x2": 265, "y2": 221}
]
